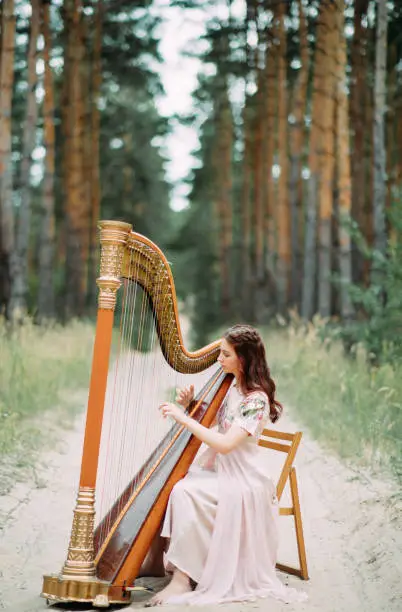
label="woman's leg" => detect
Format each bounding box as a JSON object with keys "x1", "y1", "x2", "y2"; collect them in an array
[
  {"x1": 161, "y1": 470, "x2": 218, "y2": 584},
  {"x1": 145, "y1": 469, "x2": 217, "y2": 605},
  {"x1": 138, "y1": 531, "x2": 167, "y2": 578}
]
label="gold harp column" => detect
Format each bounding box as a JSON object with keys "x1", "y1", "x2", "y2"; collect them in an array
[
  {"x1": 63, "y1": 221, "x2": 131, "y2": 576},
  {"x1": 42, "y1": 221, "x2": 131, "y2": 604}
]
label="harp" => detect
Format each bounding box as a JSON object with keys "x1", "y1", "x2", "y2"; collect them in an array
[{"x1": 41, "y1": 221, "x2": 232, "y2": 607}]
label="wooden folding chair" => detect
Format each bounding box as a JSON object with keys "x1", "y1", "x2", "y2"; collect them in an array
[{"x1": 258, "y1": 428, "x2": 309, "y2": 580}]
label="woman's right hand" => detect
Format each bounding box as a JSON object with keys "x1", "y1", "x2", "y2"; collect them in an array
[{"x1": 175, "y1": 384, "x2": 194, "y2": 409}]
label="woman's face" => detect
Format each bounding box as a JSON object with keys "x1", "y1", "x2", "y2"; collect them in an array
[{"x1": 217, "y1": 338, "x2": 242, "y2": 377}]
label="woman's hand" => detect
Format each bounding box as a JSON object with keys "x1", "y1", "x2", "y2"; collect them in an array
[
  {"x1": 175, "y1": 384, "x2": 194, "y2": 409},
  {"x1": 160, "y1": 402, "x2": 188, "y2": 425},
  {"x1": 160, "y1": 401, "x2": 248, "y2": 454}
]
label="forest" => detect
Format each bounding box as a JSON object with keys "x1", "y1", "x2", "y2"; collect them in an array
[
  {"x1": 0, "y1": 0, "x2": 401, "y2": 355},
  {"x1": 0, "y1": 7, "x2": 401, "y2": 604}
]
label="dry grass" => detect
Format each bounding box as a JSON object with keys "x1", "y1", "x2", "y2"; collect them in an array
[
  {"x1": 263, "y1": 317, "x2": 402, "y2": 484},
  {"x1": 2, "y1": 314, "x2": 401, "y2": 492},
  {"x1": 0, "y1": 318, "x2": 94, "y2": 493}
]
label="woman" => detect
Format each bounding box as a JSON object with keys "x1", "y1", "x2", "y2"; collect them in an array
[{"x1": 148, "y1": 324, "x2": 307, "y2": 606}]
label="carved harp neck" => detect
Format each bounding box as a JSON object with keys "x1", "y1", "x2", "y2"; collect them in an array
[{"x1": 120, "y1": 229, "x2": 220, "y2": 373}]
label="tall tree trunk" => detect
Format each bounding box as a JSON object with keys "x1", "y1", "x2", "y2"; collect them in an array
[
  {"x1": 363, "y1": 77, "x2": 374, "y2": 286},
  {"x1": 10, "y1": 0, "x2": 40, "y2": 319},
  {"x1": 372, "y1": 0, "x2": 388, "y2": 282},
  {"x1": 302, "y1": 1, "x2": 329, "y2": 319},
  {"x1": 275, "y1": 2, "x2": 290, "y2": 313},
  {"x1": 215, "y1": 82, "x2": 233, "y2": 317},
  {"x1": 59, "y1": 3, "x2": 70, "y2": 285},
  {"x1": 302, "y1": 172, "x2": 318, "y2": 319},
  {"x1": 386, "y1": 45, "x2": 397, "y2": 244},
  {"x1": 288, "y1": 0, "x2": 308, "y2": 310},
  {"x1": 37, "y1": 0, "x2": 56, "y2": 322},
  {"x1": 254, "y1": 82, "x2": 264, "y2": 283},
  {"x1": 263, "y1": 1, "x2": 277, "y2": 282},
  {"x1": 87, "y1": 0, "x2": 103, "y2": 309},
  {"x1": 396, "y1": 93, "x2": 402, "y2": 241},
  {"x1": 350, "y1": 0, "x2": 369, "y2": 284},
  {"x1": 335, "y1": 0, "x2": 353, "y2": 320},
  {"x1": 241, "y1": 96, "x2": 253, "y2": 318},
  {"x1": 252, "y1": 0, "x2": 266, "y2": 311},
  {"x1": 240, "y1": 1, "x2": 254, "y2": 318},
  {"x1": 81, "y1": 14, "x2": 92, "y2": 306},
  {"x1": 254, "y1": 67, "x2": 271, "y2": 321},
  {"x1": 63, "y1": 0, "x2": 88, "y2": 317},
  {"x1": 0, "y1": 0, "x2": 15, "y2": 317},
  {"x1": 317, "y1": 2, "x2": 337, "y2": 318}
]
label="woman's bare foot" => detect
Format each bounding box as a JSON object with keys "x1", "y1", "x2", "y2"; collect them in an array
[{"x1": 146, "y1": 568, "x2": 192, "y2": 606}]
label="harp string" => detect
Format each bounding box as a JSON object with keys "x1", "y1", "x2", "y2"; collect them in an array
[
  {"x1": 93, "y1": 367, "x2": 224, "y2": 566},
  {"x1": 96, "y1": 267, "x2": 129, "y2": 545},
  {"x1": 121, "y1": 256, "x2": 147, "y2": 496},
  {"x1": 115, "y1": 274, "x2": 136, "y2": 512},
  {"x1": 125, "y1": 256, "x2": 146, "y2": 507},
  {"x1": 95, "y1": 249, "x2": 174, "y2": 532},
  {"x1": 101, "y1": 276, "x2": 130, "y2": 540},
  {"x1": 128, "y1": 253, "x2": 167, "y2": 502},
  {"x1": 95, "y1": 246, "x2": 220, "y2": 542},
  {"x1": 113, "y1": 249, "x2": 158, "y2": 524},
  {"x1": 97, "y1": 250, "x2": 138, "y2": 540},
  {"x1": 126, "y1": 248, "x2": 147, "y2": 505},
  {"x1": 114, "y1": 267, "x2": 139, "y2": 522}
]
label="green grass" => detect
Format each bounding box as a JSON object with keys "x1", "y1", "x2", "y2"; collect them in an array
[
  {"x1": 0, "y1": 318, "x2": 94, "y2": 493},
  {"x1": 2, "y1": 314, "x2": 401, "y2": 494},
  {"x1": 264, "y1": 317, "x2": 402, "y2": 484}
]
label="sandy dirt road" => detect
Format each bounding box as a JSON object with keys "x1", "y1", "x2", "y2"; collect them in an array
[{"x1": 0, "y1": 399, "x2": 401, "y2": 612}]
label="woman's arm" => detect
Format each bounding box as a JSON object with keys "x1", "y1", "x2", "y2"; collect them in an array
[{"x1": 160, "y1": 402, "x2": 248, "y2": 454}]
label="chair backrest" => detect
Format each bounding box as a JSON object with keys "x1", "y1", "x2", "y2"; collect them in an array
[{"x1": 258, "y1": 429, "x2": 302, "y2": 501}]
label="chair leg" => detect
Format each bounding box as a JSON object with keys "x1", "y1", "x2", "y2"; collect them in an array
[{"x1": 289, "y1": 467, "x2": 309, "y2": 580}]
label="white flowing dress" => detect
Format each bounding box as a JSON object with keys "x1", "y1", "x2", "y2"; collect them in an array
[{"x1": 160, "y1": 384, "x2": 308, "y2": 605}]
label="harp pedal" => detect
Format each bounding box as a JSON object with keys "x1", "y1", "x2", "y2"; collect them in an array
[{"x1": 124, "y1": 585, "x2": 155, "y2": 593}]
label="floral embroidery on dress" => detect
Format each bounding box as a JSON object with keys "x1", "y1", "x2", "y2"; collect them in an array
[{"x1": 219, "y1": 390, "x2": 269, "y2": 441}]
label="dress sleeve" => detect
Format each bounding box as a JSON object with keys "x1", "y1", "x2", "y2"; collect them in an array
[
  {"x1": 232, "y1": 393, "x2": 269, "y2": 439},
  {"x1": 217, "y1": 396, "x2": 228, "y2": 430}
]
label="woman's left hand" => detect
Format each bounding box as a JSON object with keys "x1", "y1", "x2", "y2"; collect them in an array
[{"x1": 159, "y1": 402, "x2": 187, "y2": 425}]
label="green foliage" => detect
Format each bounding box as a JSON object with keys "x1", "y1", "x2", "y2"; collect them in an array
[
  {"x1": 98, "y1": 1, "x2": 173, "y2": 247},
  {"x1": 0, "y1": 319, "x2": 94, "y2": 492},
  {"x1": 334, "y1": 203, "x2": 402, "y2": 363},
  {"x1": 169, "y1": 110, "x2": 227, "y2": 347},
  {"x1": 10, "y1": 0, "x2": 173, "y2": 318},
  {"x1": 172, "y1": 198, "x2": 224, "y2": 348},
  {"x1": 102, "y1": 0, "x2": 162, "y2": 95},
  {"x1": 266, "y1": 321, "x2": 402, "y2": 484},
  {"x1": 100, "y1": 86, "x2": 172, "y2": 246}
]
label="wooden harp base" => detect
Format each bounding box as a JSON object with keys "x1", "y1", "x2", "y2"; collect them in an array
[
  {"x1": 40, "y1": 485, "x2": 131, "y2": 606},
  {"x1": 41, "y1": 576, "x2": 125, "y2": 608}
]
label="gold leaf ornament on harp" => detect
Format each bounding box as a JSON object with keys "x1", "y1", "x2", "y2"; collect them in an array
[
  {"x1": 62, "y1": 487, "x2": 97, "y2": 576},
  {"x1": 125, "y1": 233, "x2": 220, "y2": 372},
  {"x1": 97, "y1": 221, "x2": 132, "y2": 310}
]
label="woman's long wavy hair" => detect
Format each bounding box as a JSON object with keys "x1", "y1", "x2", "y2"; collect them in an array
[{"x1": 224, "y1": 324, "x2": 283, "y2": 423}]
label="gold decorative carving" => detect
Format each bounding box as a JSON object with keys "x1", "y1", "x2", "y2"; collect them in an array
[
  {"x1": 97, "y1": 221, "x2": 132, "y2": 310},
  {"x1": 123, "y1": 232, "x2": 220, "y2": 373},
  {"x1": 41, "y1": 574, "x2": 111, "y2": 605},
  {"x1": 42, "y1": 486, "x2": 128, "y2": 605},
  {"x1": 62, "y1": 487, "x2": 96, "y2": 577}
]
